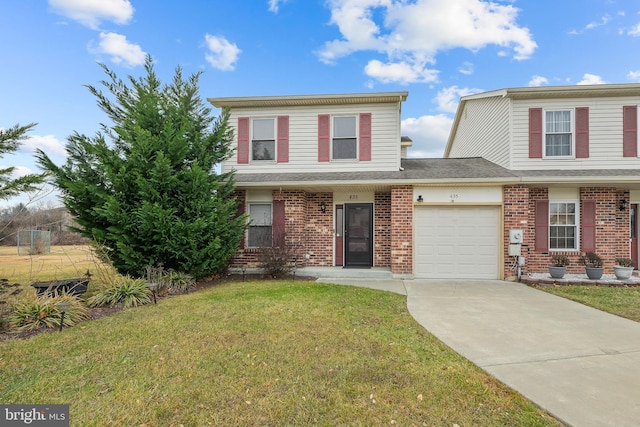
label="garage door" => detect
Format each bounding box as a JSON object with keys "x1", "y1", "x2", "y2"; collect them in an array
[{"x1": 414, "y1": 206, "x2": 500, "y2": 279}]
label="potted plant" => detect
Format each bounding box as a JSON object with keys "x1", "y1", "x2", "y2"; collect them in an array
[
  {"x1": 578, "y1": 252, "x2": 603, "y2": 280},
  {"x1": 614, "y1": 257, "x2": 635, "y2": 280},
  {"x1": 549, "y1": 254, "x2": 570, "y2": 279}
]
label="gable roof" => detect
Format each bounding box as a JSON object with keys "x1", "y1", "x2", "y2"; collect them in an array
[
  {"x1": 208, "y1": 91, "x2": 408, "y2": 109},
  {"x1": 229, "y1": 157, "x2": 640, "y2": 191},
  {"x1": 230, "y1": 158, "x2": 518, "y2": 191},
  {"x1": 444, "y1": 83, "x2": 640, "y2": 157}
]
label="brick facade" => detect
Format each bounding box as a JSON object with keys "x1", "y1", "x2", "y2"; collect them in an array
[
  {"x1": 504, "y1": 185, "x2": 632, "y2": 277},
  {"x1": 229, "y1": 189, "x2": 395, "y2": 270},
  {"x1": 374, "y1": 192, "x2": 391, "y2": 267},
  {"x1": 390, "y1": 185, "x2": 413, "y2": 276}
]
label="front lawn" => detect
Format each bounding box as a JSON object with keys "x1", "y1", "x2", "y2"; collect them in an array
[
  {"x1": 540, "y1": 285, "x2": 640, "y2": 322},
  {"x1": 0, "y1": 280, "x2": 560, "y2": 426}
]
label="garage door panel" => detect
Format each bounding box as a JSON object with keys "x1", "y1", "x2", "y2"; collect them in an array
[{"x1": 415, "y1": 206, "x2": 500, "y2": 279}]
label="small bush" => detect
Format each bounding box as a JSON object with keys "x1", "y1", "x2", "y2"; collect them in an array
[
  {"x1": 578, "y1": 252, "x2": 603, "y2": 268},
  {"x1": 550, "y1": 254, "x2": 570, "y2": 267},
  {"x1": 257, "y1": 233, "x2": 302, "y2": 279},
  {"x1": 9, "y1": 293, "x2": 89, "y2": 331},
  {"x1": 615, "y1": 257, "x2": 634, "y2": 267},
  {"x1": 87, "y1": 278, "x2": 151, "y2": 308}
]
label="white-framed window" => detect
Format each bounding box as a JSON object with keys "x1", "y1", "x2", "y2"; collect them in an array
[
  {"x1": 544, "y1": 109, "x2": 573, "y2": 157},
  {"x1": 549, "y1": 201, "x2": 578, "y2": 250},
  {"x1": 248, "y1": 203, "x2": 272, "y2": 247},
  {"x1": 252, "y1": 118, "x2": 275, "y2": 161},
  {"x1": 332, "y1": 116, "x2": 357, "y2": 160}
]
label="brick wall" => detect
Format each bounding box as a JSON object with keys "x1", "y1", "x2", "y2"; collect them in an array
[
  {"x1": 580, "y1": 187, "x2": 630, "y2": 270},
  {"x1": 390, "y1": 185, "x2": 413, "y2": 276},
  {"x1": 374, "y1": 192, "x2": 391, "y2": 267},
  {"x1": 505, "y1": 185, "x2": 632, "y2": 276},
  {"x1": 303, "y1": 192, "x2": 333, "y2": 266},
  {"x1": 503, "y1": 185, "x2": 531, "y2": 279}
]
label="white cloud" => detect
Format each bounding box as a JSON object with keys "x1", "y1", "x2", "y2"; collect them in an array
[
  {"x1": 91, "y1": 32, "x2": 146, "y2": 67},
  {"x1": 577, "y1": 73, "x2": 606, "y2": 85},
  {"x1": 529, "y1": 75, "x2": 549, "y2": 86},
  {"x1": 586, "y1": 14, "x2": 611, "y2": 30},
  {"x1": 318, "y1": 0, "x2": 536, "y2": 84},
  {"x1": 628, "y1": 70, "x2": 640, "y2": 82},
  {"x1": 629, "y1": 23, "x2": 640, "y2": 36},
  {"x1": 21, "y1": 134, "x2": 67, "y2": 159},
  {"x1": 364, "y1": 59, "x2": 438, "y2": 84},
  {"x1": 436, "y1": 86, "x2": 481, "y2": 113},
  {"x1": 204, "y1": 34, "x2": 241, "y2": 71},
  {"x1": 458, "y1": 62, "x2": 474, "y2": 76},
  {"x1": 49, "y1": 0, "x2": 134, "y2": 29},
  {"x1": 401, "y1": 114, "x2": 454, "y2": 158},
  {"x1": 268, "y1": 0, "x2": 288, "y2": 13}
]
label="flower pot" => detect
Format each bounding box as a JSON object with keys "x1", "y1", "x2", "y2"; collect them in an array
[
  {"x1": 548, "y1": 266, "x2": 566, "y2": 279},
  {"x1": 585, "y1": 267, "x2": 603, "y2": 280},
  {"x1": 614, "y1": 266, "x2": 634, "y2": 280}
]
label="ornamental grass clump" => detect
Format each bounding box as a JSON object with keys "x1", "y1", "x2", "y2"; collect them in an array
[
  {"x1": 87, "y1": 278, "x2": 151, "y2": 308},
  {"x1": 9, "y1": 293, "x2": 89, "y2": 331}
]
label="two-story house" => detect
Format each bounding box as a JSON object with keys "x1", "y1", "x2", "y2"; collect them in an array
[
  {"x1": 446, "y1": 83, "x2": 640, "y2": 276},
  {"x1": 210, "y1": 84, "x2": 640, "y2": 280}
]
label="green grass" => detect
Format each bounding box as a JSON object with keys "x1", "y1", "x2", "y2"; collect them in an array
[
  {"x1": 0, "y1": 280, "x2": 561, "y2": 426},
  {"x1": 540, "y1": 285, "x2": 640, "y2": 322}
]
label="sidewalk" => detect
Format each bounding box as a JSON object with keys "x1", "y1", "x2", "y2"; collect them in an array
[{"x1": 318, "y1": 277, "x2": 640, "y2": 427}]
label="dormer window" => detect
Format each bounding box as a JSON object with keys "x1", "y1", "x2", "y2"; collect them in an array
[{"x1": 545, "y1": 110, "x2": 572, "y2": 157}]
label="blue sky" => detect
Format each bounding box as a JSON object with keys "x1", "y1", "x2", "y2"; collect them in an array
[{"x1": 2, "y1": 0, "x2": 640, "y2": 208}]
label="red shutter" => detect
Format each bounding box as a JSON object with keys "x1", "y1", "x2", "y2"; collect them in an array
[
  {"x1": 535, "y1": 199, "x2": 549, "y2": 252},
  {"x1": 582, "y1": 200, "x2": 596, "y2": 252},
  {"x1": 359, "y1": 112, "x2": 372, "y2": 161},
  {"x1": 575, "y1": 107, "x2": 589, "y2": 158},
  {"x1": 237, "y1": 117, "x2": 250, "y2": 164},
  {"x1": 236, "y1": 197, "x2": 245, "y2": 249},
  {"x1": 623, "y1": 105, "x2": 638, "y2": 157},
  {"x1": 318, "y1": 114, "x2": 330, "y2": 162},
  {"x1": 277, "y1": 116, "x2": 289, "y2": 163},
  {"x1": 272, "y1": 200, "x2": 285, "y2": 248},
  {"x1": 529, "y1": 108, "x2": 543, "y2": 158}
]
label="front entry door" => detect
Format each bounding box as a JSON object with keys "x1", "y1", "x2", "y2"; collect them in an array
[{"x1": 344, "y1": 204, "x2": 373, "y2": 268}]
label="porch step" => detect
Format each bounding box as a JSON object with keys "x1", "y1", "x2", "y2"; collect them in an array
[
  {"x1": 298, "y1": 266, "x2": 393, "y2": 279},
  {"x1": 228, "y1": 266, "x2": 393, "y2": 279}
]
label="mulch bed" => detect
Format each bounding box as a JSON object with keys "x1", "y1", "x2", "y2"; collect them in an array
[{"x1": 0, "y1": 273, "x2": 316, "y2": 342}]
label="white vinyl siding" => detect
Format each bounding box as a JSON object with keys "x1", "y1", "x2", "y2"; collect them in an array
[
  {"x1": 222, "y1": 102, "x2": 401, "y2": 174},
  {"x1": 511, "y1": 96, "x2": 640, "y2": 170},
  {"x1": 446, "y1": 95, "x2": 511, "y2": 168}
]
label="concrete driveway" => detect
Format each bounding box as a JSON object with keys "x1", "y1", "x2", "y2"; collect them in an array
[{"x1": 319, "y1": 278, "x2": 640, "y2": 427}]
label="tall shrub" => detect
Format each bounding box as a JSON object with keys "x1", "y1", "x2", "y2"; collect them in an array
[{"x1": 37, "y1": 56, "x2": 245, "y2": 278}]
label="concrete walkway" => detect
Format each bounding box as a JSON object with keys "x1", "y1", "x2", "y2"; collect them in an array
[{"x1": 317, "y1": 278, "x2": 640, "y2": 427}]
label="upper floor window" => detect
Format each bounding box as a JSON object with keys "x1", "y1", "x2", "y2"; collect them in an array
[
  {"x1": 545, "y1": 110, "x2": 572, "y2": 157},
  {"x1": 252, "y1": 119, "x2": 275, "y2": 161},
  {"x1": 332, "y1": 116, "x2": 357, "y2": 160},
  {"x1": 549, "y1": 202, "x2": 577, "y2": 250}
]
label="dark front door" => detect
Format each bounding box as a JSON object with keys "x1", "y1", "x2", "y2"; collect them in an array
[{"x1": 344, "y1": 204, "x2": 373, "y2": 268}]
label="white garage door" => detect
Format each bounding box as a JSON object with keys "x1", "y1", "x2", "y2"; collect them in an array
[{"x1": 414, "y1": 206, "x2": 500, "y2": 279}]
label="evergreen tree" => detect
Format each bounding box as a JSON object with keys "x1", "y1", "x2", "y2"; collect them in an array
[
  {"x1": 37, "y1": 57, "x2": 245, "y2": 278},
  {"x1": 0, "y1": 123, "x2": 45, "y2": 200}
]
